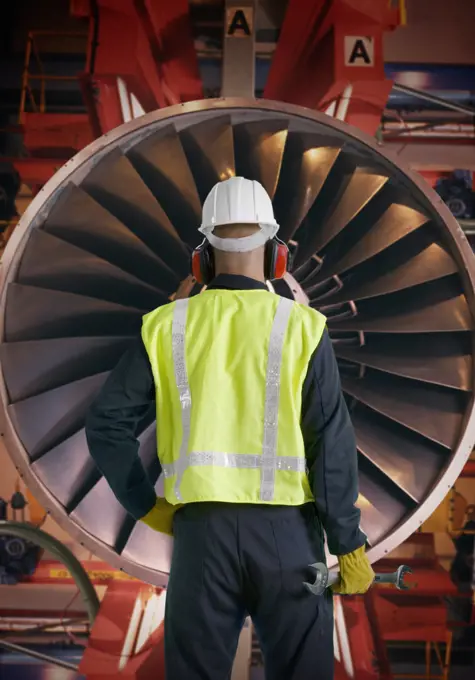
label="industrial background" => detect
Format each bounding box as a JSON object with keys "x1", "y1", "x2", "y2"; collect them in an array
[{"x1": 0, "y1": 0, "x2": 475, "y2": 678}]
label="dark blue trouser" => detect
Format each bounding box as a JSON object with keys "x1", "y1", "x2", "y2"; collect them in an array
[{"x1": 165, "y1": 502, "x2": 334, "y2": 680}]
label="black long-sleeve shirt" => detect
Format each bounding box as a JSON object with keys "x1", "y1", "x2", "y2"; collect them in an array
[{"x1": 86, "y1": 274, "x2": 366, "y2": 556}]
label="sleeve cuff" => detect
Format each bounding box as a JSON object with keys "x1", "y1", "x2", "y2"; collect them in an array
[
  {"x1": 126, "y1": 479, "x2": 157, "y2": 520},
  {"x1": 327, "y1": 528, "x2": 368, "y2": 556}
]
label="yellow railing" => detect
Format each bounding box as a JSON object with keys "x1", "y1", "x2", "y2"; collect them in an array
[
  {"x1": 388, "y1": 0, "x2": 407, "y2": 25},
  {"x1": 399, "y1": 0, "x2": 407, "y2": 26},
  {"x1": 19, "y1": 31, "x2": 88, "y2": 123}
]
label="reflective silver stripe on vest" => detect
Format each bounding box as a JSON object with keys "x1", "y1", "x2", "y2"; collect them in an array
[
  {"x1": 161, "y1": 451, "x2": 306, "y2": 478},
  {"x1": 170, "y1": 296, "x2": 296, "y2": 502},
  {"x1": 172, "y1": 298, "x2": 191, "y2": 502},
  {"x1": 260, "y1": 297, "x2": 294, "y2": 501}
]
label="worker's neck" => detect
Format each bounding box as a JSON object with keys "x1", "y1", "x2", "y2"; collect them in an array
[{"x1": 214, "y1": 265, "x2": 266, "y2": 283}]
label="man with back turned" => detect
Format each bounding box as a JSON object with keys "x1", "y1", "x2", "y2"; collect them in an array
[{"x1": 86, "y1": 176, "x2": 374, "y2": 679}]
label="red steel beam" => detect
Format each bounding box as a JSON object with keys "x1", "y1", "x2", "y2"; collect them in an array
[
  {"x1": 6, "y1": 158, "x2": 66, "y2": 185},
  {"x1": 264, "y1": 0, "x2": 401, "y2": 135},
  {"x1": 460, "y1": 459, "x2": 475, "y2": 478},
  {"x1": 80, "y1": 580, "x2": 166, "y2": 679},
  {"x1": 133, "y1": 0, "x2": 202, "y2": 103},
  {"x1": 334, "y1": 595, "x2": 392, "y2": 680},
  {"x1": 72, "y1": 0, "x2": 202, "y2": 136},
  {"x1": 80, "y1": 73, "x2": 127, "y2": 137},
  {"x1": 373, "y1": 590, "x2": 451, "y2": 643},
  {"x1": 332, "y1": 553, "x2": 466, "y2": 679},
  {"x1": 77, "y1": 4, "x2": 166, "y2": 134},
  {"x1": 21, "y1": 113, "x2": 93, "y2": 153}
]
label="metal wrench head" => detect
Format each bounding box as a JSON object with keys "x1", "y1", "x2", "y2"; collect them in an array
[
  {"x1": 303, "y1": 562, "x2": 328, "y2": 596},
  {"x1": 395, "y1": 564, "x2": 413, "y2": 590}
]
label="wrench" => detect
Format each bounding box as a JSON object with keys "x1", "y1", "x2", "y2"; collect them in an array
[{"x1": 303, "y1": 562, "x2": 412, "y2": 596}]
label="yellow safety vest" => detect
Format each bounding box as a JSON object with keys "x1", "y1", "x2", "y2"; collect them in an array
[{"x1": 142, "y1": 290, "x2": 326, "y2": 506}]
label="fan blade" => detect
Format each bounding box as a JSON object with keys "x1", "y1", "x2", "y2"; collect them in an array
[
  {"x1": 17, "y1": 228, "x2": 165, "y2": 309},
  {"x1": 126, "y1": 125, "x2": 202, "y2": 248},
  {"x1": 357, "y1": 467, "x2": 410, "y2": 546},
  {"x1": 81, "y1": 149, "x2": 188, "y2": 278},
  {"x1": 5, "y1": 284, "x2": 144, "y2": 342},
  {"x1": 273, "y1": 134, "x2": 341, "y2": 240},
  {"x1": 321, "y1": 241, "x2": 457, "y2": 304},
  {"x1": 9, "y1": 372, "x2": 109, "y2": 460},
  {"x1": 329, "y1": 280, "x2": 472, "y2": 334},
  {"x1": 43, "y1": 184, "x2": 170, "y2": 289},
  {"x1": 233, "y1": 119, "x2": 288, "y2": 199},
  {"x1": 32, "y1": 429, "x2": 99, "y2": 510},
  {"x1": 1, "y1": 336, "x2": 132, "y2": 403},
  {"x1": 315, "y1": 202, "x2": 430, "y2": 282},
  {"x1": 306, "y1": 168, "x2": 389, "y2": 256},
  {"x1": 342, "y1": 370, "x2": 467, "y2": 449},
  {"x1": 71, "y1": 424, "x2": 159, "y2": 550},
  {"x1": 179, "y1": 115, "x2": 235, "y2": 202},
  {"x1": 335, "y1": 332, "x2": 471, "y2": 390},
  {"x1": 353, "y1": 405, "x2": 447, "y2": 503}
]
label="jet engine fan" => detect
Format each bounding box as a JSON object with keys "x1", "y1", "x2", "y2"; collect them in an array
[{"x1": 1, "y1": 100, "x2": 474, "y2": 585}]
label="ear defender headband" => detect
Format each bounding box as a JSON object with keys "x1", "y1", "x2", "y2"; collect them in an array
[
  {"x1": 191, "y1": 237, "x2": 289, "y2": 286},
  {"x1": 193, "y1": 177, "x2": 288, "y2": 285}
]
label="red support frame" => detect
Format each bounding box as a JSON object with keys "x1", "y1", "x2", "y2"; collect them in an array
[
  {"x1": 264, "y1": 0, "x2": 402, "y2": 136},
  {"x1": 331, "y1": 539, "x2": 471, "y2": 680},
  {"x1": 460, "y1": 459, "x2": 475, "y2": 478},
  {"x1": 8, "y1": 158, "x2": 67, "y2": 185},
  {"x1": 21, "y1": 113, "x2": 93, "y2": 152},
  {"x1": 334, "y1": 595, "x2": 392, "y2": 680},
  {"x1": 12, "y1": 0, "x2": 202, "y2": 192},
  {"x1": 72, "y1": 0, "x2": 202, "y2": 135},
  {"x1": 133, "y1": 0, "x2": 203, "y2": 104},
  {"x1": 79, "y1": 580, "x2": 166, "y2": 679}
]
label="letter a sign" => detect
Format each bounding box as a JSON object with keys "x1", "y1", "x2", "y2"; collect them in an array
[
  {"x1": 226, "y1": 7, "x2": 254, "y2": 38},
  {"x1": 344, "y1": 36, "x2": 375, "y2": 67}
]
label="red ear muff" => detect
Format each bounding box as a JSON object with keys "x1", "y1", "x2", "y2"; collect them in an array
[
  {"x1": 265, "y1": 238, "x2": 288, "y2": 280},
  {"x1": 273, "y1": 240, "x2": 289, "y2": 279},
  {"x1": 191, "y1": 239, "x2": 214, "y2": 285},
  {"x1": 191, "y1": 249, "x2": 204, "y2": 283},
  {"x1": 194, "y1": 238, "x2": 287, "y2": 284}
]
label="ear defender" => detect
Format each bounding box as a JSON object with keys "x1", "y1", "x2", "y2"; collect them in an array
[
  {"x1": 265, "y1": 238, "x2": 289, "y2": 280},
  {"x1": 191, "y1": 237, "x2": 288, "y2": 285},
  {"x1": 191, "y1": 239, "x2": 215, "y2": 285}
]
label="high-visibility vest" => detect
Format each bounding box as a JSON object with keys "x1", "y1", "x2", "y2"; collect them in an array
[{"x1": 142, "y1": 290, "x2": 326, "y2": 506}]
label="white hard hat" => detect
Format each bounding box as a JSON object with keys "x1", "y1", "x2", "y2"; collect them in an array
[{"x1": 199, "y1": 177, "x2": 279, "y2": 253}]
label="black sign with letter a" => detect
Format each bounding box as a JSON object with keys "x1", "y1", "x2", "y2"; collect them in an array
[{"x1": 226, "y1": 8, "x2": 253, "y2": 38}]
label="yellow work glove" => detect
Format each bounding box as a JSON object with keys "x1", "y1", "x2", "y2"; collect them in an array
[
  {"x1": 140, "y1": 497, "x2": 183, "y2": 536},
  {"x1": 332, "y1": 545, "x2": 375, "y2": 595}
]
